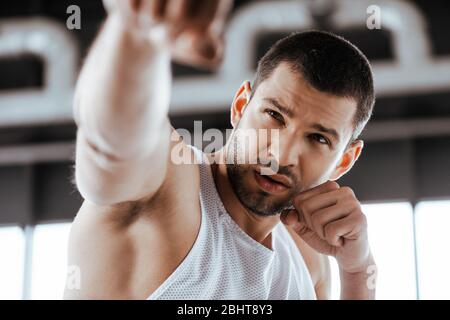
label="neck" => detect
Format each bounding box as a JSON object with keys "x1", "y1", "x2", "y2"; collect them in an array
[{"x1": 209, "y1": 149, "x2": 280, "y2": 250}]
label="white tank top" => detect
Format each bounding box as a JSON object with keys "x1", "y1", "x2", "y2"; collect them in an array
[{"x1": 147, "y1": 145, "x2": 316, "y2": 300}]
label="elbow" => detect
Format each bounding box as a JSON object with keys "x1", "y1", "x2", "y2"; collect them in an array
[
  {"x1": 74, "y1": 166, "x2": 128, "y2": 207},
  {"x1": 75, "y1": 177, "x2": 114, "y2": 207}
]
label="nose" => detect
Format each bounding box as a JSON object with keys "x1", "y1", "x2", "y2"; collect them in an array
[{"x1": 268, "y1": 132, "x2": 300, "y2": 168}]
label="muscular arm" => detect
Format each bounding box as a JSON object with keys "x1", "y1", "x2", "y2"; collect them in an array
[
  {"x1": 74, "y1": 11, "x2": 173, "y2": 206},
  {"x1": 282, "y1": 182, "x2": 377, "y2": 300},
  {"x1": 297, "y1": 241, "x2": 376, "y2": 300},
  {"x1": 74, "y1": 0, "x2": 231, "y2": 207},
  {"x1": 65, "y1": 0, "x2": 235, "y2": 300},
  {"x1": 296, "y1": 242, "x2": 376, "y2": 300}
]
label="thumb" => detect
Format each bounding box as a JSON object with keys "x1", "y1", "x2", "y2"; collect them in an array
[
  {"x1": 281, "y1": 209, "x2": 336, "y2": 256},
  {"x1": 171, "y1": 30, "x2": 223, "y2": 69},
  {"x1": 193, "y1": 33, "x2": 222, "y2": 62},
  {"x1": 280, "y1": 209, "x2": 300, "y2": 226},
  {"x1": 281, "y1": 209, "x2": 311, "y2": 238}
]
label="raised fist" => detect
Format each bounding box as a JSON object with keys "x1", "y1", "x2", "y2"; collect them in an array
[{"x1": 103, "y1": 0, "x2": 233, "y2": 68}]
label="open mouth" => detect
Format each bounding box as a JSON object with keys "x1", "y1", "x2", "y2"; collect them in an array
[{"x1": 253, "y1": 170, "x2": 291, "y2": 194}]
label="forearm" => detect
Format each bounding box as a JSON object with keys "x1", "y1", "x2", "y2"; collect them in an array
[
  {"x1": 339, "y1": 254, "x2": 377, "y2": 300},
  {"x1": 74, "y1": 13, "x2": 171, "y2": 160}
]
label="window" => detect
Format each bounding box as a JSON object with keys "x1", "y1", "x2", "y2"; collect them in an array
[
  {"x1": 415, "y1": 200, "x2": 450, "y2": 300},
  {"x1": 30, "y1": 223, "x2": 72, "y2": 300},
  {"x1": 0, "y1": 226, "x2": 25, "y2": 299},
  {"x1": 330, "y1": 202, "x2": 417, "y2": 299},
  {"x1": 1, "y1": 201, "x2": 449, "y2": 300}
]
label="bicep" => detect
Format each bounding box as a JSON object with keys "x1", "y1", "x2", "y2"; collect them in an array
[{"x1": 74, "y1": 121, "x2": 174, "y2": 206}]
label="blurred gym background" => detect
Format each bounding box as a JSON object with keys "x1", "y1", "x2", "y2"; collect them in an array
[{"x1": 0, "y1": 0, "x2": 449, "y2": 300}]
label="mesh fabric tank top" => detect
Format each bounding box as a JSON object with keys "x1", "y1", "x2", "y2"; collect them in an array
[{"x1": 147, "y1": 145, "x2": 316, "y2": 300}]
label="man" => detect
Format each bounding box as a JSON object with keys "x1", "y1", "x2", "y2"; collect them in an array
[{"x1": 65, "y1": 0, "x2": 377, "y2": 299}]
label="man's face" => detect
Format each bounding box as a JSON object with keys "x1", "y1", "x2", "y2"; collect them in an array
[{"x1": 226, "y1": 62, "x2": 360, "y2": 217}]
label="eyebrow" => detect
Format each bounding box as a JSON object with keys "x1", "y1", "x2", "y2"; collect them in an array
[
  {"x1": 311, "y1": 123, "x2": 340, "y2": 142},
  {"x1": 263, "y1": 97, "x2": 340, "y2": 141},
  {"x1": 263, "y1": 97, "x2": 340, "y2": 143},
  {"x1": 263, "y1": 97, "x2": 296, "y2": 118}
]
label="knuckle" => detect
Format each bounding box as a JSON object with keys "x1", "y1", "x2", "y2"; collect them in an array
[
  {"x1": 340, "y1": 186, "x2": 352, "y2": 194},
  {"x1": 341, "y1": 186, "x2": 355, "y2": 198},
  {"x1": 359, "y1": 213, "x2": 368, "y2": 227},
  {"x1": 326, "y1": 180, "x2": 340, "y2": 190},
  {"x1": 350, "y1": 210, "x2": 366, "y2": 228},
  {"x1": 341, "y1": 197, "x2": 360, "y2": 211}
]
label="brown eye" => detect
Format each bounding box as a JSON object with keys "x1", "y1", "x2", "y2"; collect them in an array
[
  {"x1": 265, "y1": 109, "x2": 285, "y2": 125},
  {"x1": 310, "y1": 133, "x2": 330, "y2": 145}
]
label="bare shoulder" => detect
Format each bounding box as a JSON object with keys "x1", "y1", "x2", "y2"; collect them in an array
[
  {"x1": 284, "y1": 225, "x2": 332, "y2": 299},
  {"x1": 73, "y1": 129, "x2": 200, "y2": 226},
  {"x1": 65, "y1": 135, "x2": 202, "y2": 299}
]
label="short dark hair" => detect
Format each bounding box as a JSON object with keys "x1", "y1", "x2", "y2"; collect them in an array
[{"x1": 252, "y1": 30, "x2": 375, "y2": 142}]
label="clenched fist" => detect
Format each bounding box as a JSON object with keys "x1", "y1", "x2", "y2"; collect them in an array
[
  {"x1": 281, "y1": 181, "x2": 373, "y2": 274},
  {"x1": 103, "y1": 0, "x2": 233, "y2": 68}
]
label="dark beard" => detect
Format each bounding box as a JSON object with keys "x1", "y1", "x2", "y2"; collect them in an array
[
  {"x1": 225, "y1": 136, "x2": 300, "y2": 217},
  {"x1": 226, "y1": 163, "x2": 295, "y2": 216}
]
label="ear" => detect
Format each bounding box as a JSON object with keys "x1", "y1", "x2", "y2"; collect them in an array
[
  {"x1": 230, "y1": 81, "x2": 252, "y2": 128},
  {"x1": 329, "y1": 140, "x2": 364, "y2": 181}
]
